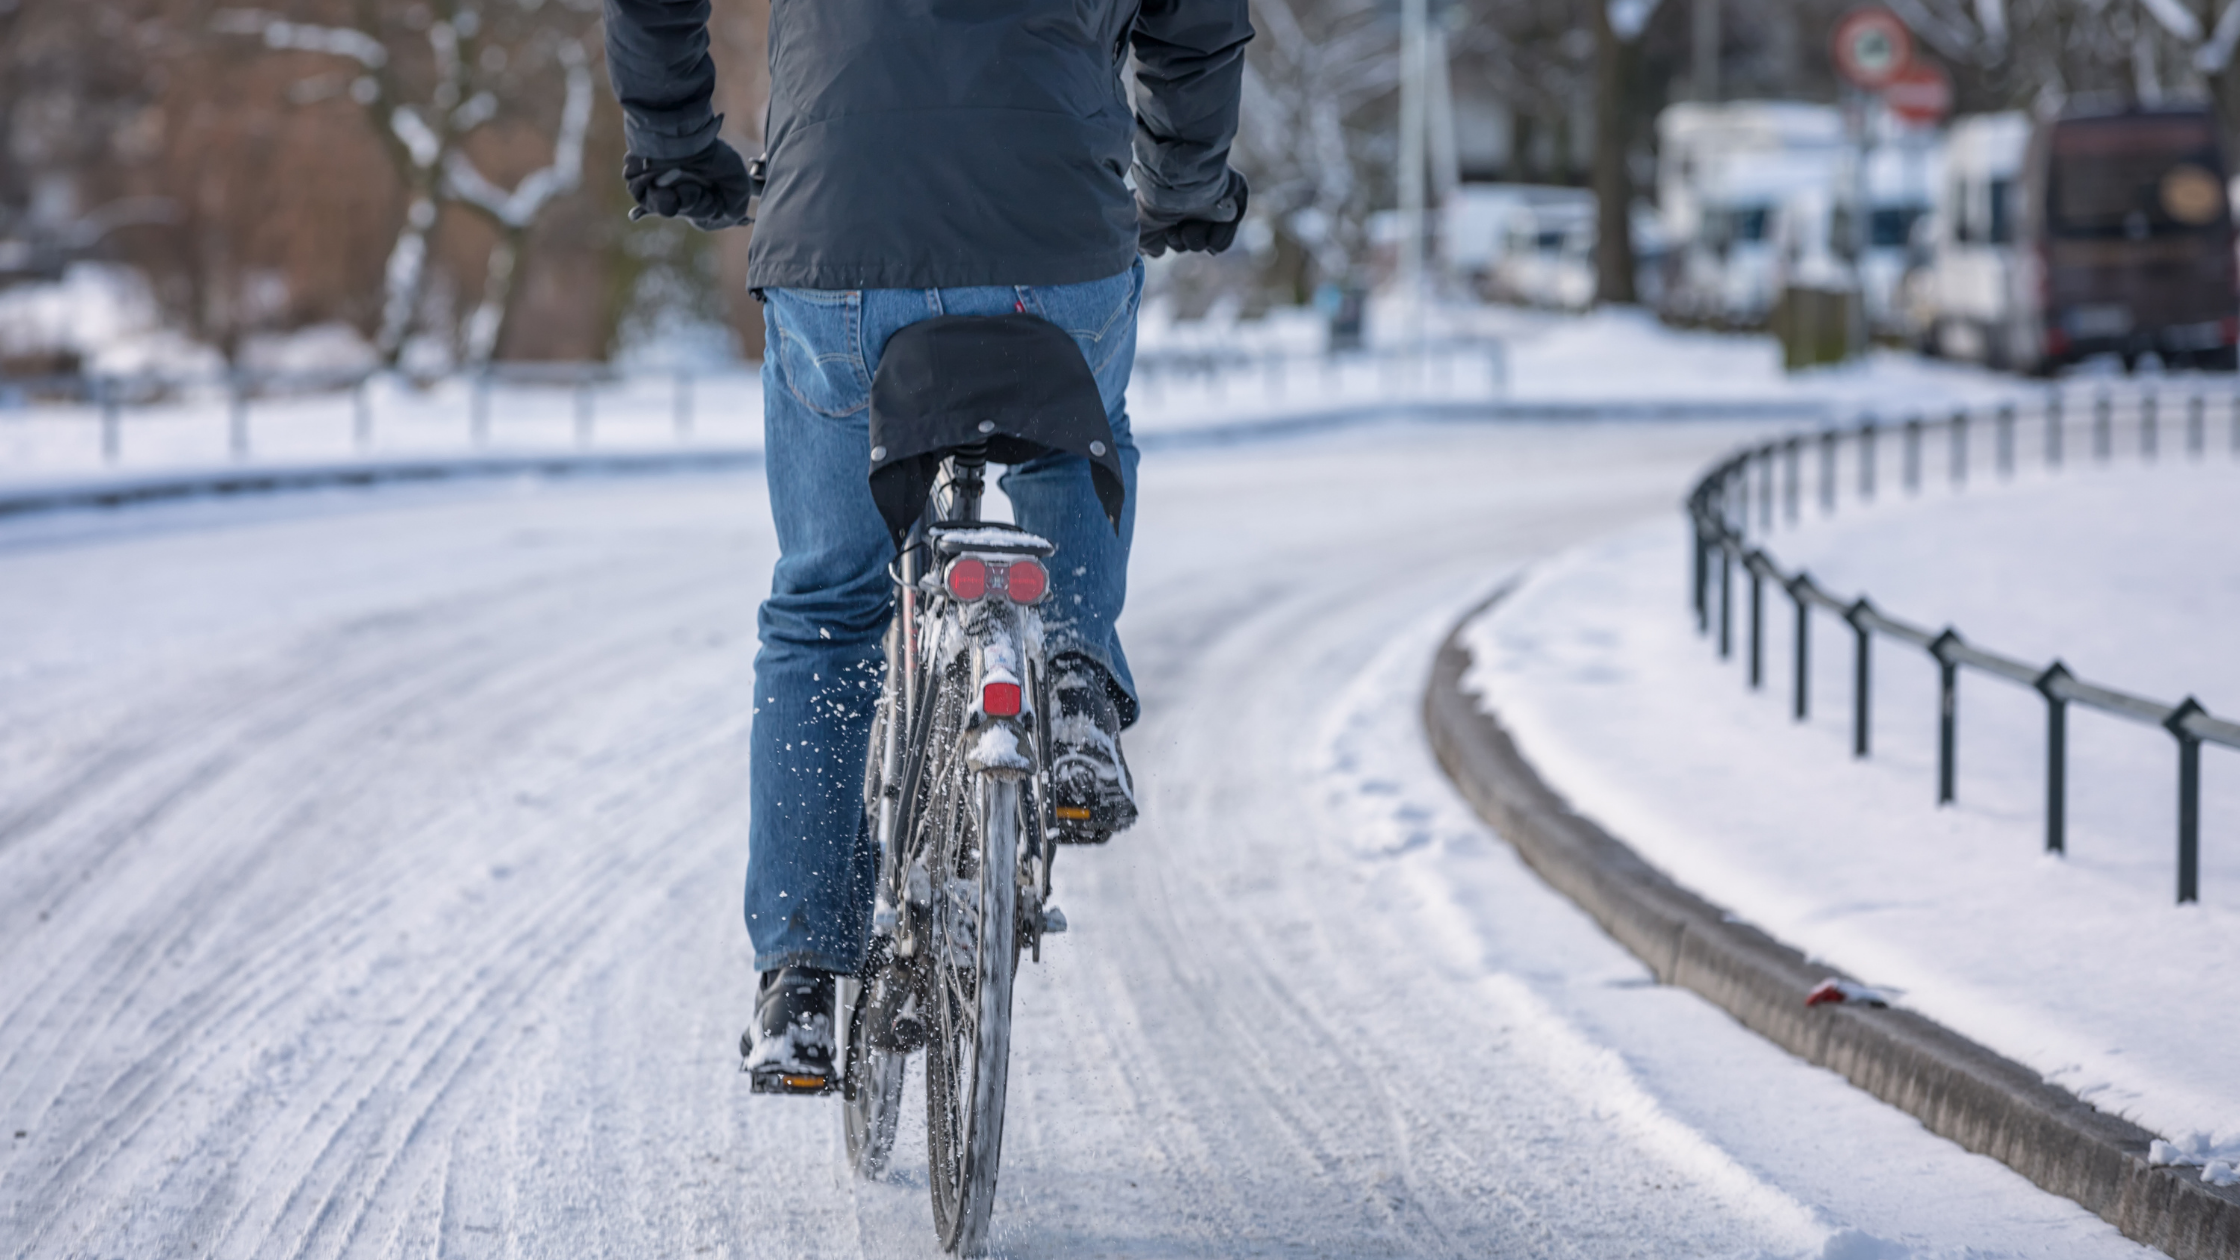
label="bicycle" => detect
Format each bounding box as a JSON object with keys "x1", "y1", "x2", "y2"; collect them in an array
[{"x1": 831, "y1": 314, "x2": 1127, "y2": 1254}]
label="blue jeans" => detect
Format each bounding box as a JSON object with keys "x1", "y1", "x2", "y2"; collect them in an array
[{"x1": 745, "y1": 262, "x2": 1144, "y2": 975}]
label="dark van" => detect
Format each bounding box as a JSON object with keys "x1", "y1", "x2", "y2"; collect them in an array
[{"x1": 2024, "y1": 106, "x2": 2239, "y2": 372}]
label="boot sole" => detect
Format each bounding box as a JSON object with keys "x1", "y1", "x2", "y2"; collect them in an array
[{"x1": 749, "y1": 1064, "x2": 840, "y2": 1095}]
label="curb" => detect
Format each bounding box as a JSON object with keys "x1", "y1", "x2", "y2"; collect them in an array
[
  {"x1": 1423, "y1": 588, "x2": 2240, "y2": 1260},
  {"x1": 0, "y1": 447, "x2": 766, "y2": 520}
]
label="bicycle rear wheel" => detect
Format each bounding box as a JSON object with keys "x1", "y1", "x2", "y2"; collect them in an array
[{"x1": 923, "y1": 703, "x2": 1021, "y2": 1253}]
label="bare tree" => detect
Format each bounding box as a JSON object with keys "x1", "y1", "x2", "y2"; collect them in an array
[
  {"x1": 2134, "y1": 0, "x2": 2240, "y2": 134},
  {"x1": 1591, "y1": 0, "x2": 1669, "y2": 304},
  {"x1": 215, "y1": 1, "x2": 597, "y2": 367},
  {"x1": 1237, "y1": 0, "x2": 1399, "y2": 298}
]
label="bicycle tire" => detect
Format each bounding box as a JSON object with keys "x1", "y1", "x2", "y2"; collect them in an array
[
  {"x1": 846, "y1": 648, "x2": 909, "y2": 1179},
  {"x1": 843, "y1": 971, "x2": 908, "y2": 1177},
  {"x1": 922, "y1": 671, "x2": 1021, "y2": 1255}
]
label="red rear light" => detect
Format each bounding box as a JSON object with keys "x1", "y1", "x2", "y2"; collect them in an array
[
  {"x1": 2223, "y1": 316, "x2": 2238, "y2": 346},
  {"x1": 981, "y1": 681, "x2": 1022, "y2": 716},
  {"x1": 1002, "y1": 558, "x2": 1047, "y2": 603},
  {"x1": 945, "y1": 557, "x2": 988, "y2": 600}
]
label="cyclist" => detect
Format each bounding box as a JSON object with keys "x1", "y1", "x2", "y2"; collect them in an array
[{"x1": 602, "y1": 0, "x2": 1252, "y2": 1089}]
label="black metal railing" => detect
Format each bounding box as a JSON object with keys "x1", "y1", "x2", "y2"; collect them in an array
[
  {"x1": 1130, "y1": 335, "x2": 1508, "y2": 403},
  {"x1": 1688, "y1": 382, "x2": 2240, "y2": 904}
]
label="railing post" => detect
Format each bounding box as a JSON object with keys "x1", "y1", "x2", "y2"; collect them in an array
[
  {"x1": 674, "y1": 368, "x2": 695, "y2": 439},
  {"x1": 1846, "y1": 599, "x2": 1875, "y2": 758},
  {"x1": 1718, "y1": 540, "x2": 1733, "y2": 660},
  {"x1": 1692, "y1": 502, "x2": 1709, "y2": 631},
  {"x1": 1995, "y1": 402, "x2": 2015, "y2": 478},
  {"x1": 2094, "y1": 388, "x2": 2112, "y2": 461},
  {"x1": 2045, "y1": 388, "x2": 2063, "y2": 469},
  {"x1": 2186, "y1": 390, "x2": 2205, "y2": 458},
  {"x1": 2166, "y1": 698, "x2": 2204, "y2": 904},
  {"x1": 98, "y1": 376, "x2": 121, "y2": 464},
  {"x1": 2035, "y1": 662, "x2": 2072, "y2": 856},
  {"x1": 472, "y1": 370, "x2": 493, "y2": 447},
  {"x1": 2142, "y1": 385, "x2": 2159, "y2": 460},
  {"x1": 352, "y1": 375, "x2": 374, "y2": 451},
  {"x1": 1735, "y1": 462, "x2": 1750, "y2": 537},
  {"x1": 1747, "y1": 554, "x2": 1764, "y2": 689},
  {"x1": 1758, "y1": 446, "x2": 1775, "y2": 532},
  {"x1": 228, "y1": 370, "x2": 251, "y2": 461},
  {"x1": 1931, "y1": 629, "x2": 1963, "y2": 804},
  {"x1": 1818, "y1": 429, "x2": 1837, "y2": 514},
  {"x1": 1789, "y1": 573, "x2": 1813, "y2": 721},
  {"x1": 1858, "y1": 418, "x2": 1877, "y2": 500},
  {"x1": 1949, "y1": 408, "x2": 1968, "y2": 487},
  {"x1": 1784, "y1": 437, "x2": 1802, "y2": 522},
  {"x1": 1903, "y1": 415, "x2": 1922, "y2": 493}
]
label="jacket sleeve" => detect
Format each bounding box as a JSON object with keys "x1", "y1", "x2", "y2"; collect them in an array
[
  {"x1": 602, "y1": 0, "x2": 722, "y2": 160},
  {"x1": 1129, "y1": 0, "x2": 1253, "y2": 217}
]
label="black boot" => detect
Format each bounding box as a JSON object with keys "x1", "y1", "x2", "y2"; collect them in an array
[
  {"x1": 742, "y1": 966, "x2": 838, "y2": 1094},
  {"x1": 1047, "y1": 654, "x2": 1137, "y2": 842}
]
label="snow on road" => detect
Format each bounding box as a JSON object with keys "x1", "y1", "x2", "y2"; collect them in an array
[{"x1": 0, "y1": 419, "x2": 2153, "y2": 1257}]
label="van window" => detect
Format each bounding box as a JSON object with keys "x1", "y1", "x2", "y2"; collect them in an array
[
  {"x1": 1731, "y1": 206, "x2": 1770, "y2": 243},
  {"x1": 1988, "y1": 179, "x2": 2015, "y2": 244},
  {"x1": 1871, "y1": 205, "x2": 1925, "y2": 248},
  {"x1": 2048, "y1": 114, "x2": 2226, "y2": 237}
]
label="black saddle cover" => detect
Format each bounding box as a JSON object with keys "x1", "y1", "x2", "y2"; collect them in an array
[{"x1": 867, "y1": 314, "x2": 1126, "y2": 550}]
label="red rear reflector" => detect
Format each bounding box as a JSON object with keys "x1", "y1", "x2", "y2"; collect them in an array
[
  {"x1": 946, "y1": 557, "x2": 988, "y2": 600},
  {"x1": 982, "y1": 681, "x2": 1022, "y2": 716},
  {"x1": 1003, "y1": 558, "x2": 1047, "y2": 603}
]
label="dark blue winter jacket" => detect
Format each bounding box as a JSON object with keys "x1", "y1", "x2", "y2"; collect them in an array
[{"x1": 602, "y1": 0, "x2": 1252, "y2": 290}]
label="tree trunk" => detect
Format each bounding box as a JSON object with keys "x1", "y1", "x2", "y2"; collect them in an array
[
  {"x1": 1590, "y1": 2, "x2": 1640, "y2": 306},
  {"x1": 375, "y1": 195, "x2": 438, "y2": 366}
]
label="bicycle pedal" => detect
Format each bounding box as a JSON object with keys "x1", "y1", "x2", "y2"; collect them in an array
[
  {"x1": 748, "y1": 1064, "x2": 839, "y2": 1096},
  {"x1": 1053, "y1": 821, "x2": 1112, "y2": 845},
  {"x1": 1039, "y1": 904, "x2": 1068, "y2": 935}
]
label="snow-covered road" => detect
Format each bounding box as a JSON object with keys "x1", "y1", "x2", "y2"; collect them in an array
[{"x1": 0, "y1": 419, "x2": 2153, "y2": 1258}]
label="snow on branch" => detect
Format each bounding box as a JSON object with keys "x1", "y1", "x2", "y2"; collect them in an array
[
  {"x1": 441, "y1": 46, "x2": 594, "y2": 230},
  {"x1": 390, "y1": 106, "x2": 443, "y2": 171},
  {"x1": 2137, "y1": 0, "x2": 2206, "y2": 45},
  {"x1": 211, "y1": 9, "x2": 388, "y2": 68},
  {"x1": 1607, "y1": 0, "x2": 1666, "y2": 42},
  {"x1": 2197, "y1": 0, "x2": 2240, "y2": 73}
]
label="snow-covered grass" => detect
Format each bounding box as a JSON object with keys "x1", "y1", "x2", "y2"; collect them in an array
[
  {"x1": 2, "y1": 299, "x2": 2047, "y2": 489},
  {"x1": 1463, "y1": 437, "x2": 2240, "y2": 1180}
]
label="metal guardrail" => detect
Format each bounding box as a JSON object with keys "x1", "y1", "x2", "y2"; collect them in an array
[
  {"x1": 1130, "y1": 336, "x2": 1509, "y2": 401},
  {"x1": 0, "y1": 363, "x2": 721, "y2": 465},
  {"x1": 1688, "y1": 383, "x2": 2240, "y2": 904}
]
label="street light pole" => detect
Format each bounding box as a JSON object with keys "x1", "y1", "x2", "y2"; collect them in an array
[{"x1": 1399, "y1": 0, "x2": 1428, "y2": 350}]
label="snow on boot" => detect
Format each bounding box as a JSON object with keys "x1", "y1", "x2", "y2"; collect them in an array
[
  {"x1": 1047, "y1": 655, "x2": 1137, "y2": 842},
  {"x1": 742, "y1": 966, "x2": 839, "y2": 1094}
]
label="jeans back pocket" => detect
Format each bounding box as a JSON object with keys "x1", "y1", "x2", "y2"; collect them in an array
[{"x1": 768, "y1": 288, "x2": 872, "y2": 418}]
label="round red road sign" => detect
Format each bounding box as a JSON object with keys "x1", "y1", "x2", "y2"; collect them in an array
[
  {"x1": 1883, "y1": 61, "x2": 1952, "y2": 125},
  {"x1": 1832, "y1": 7, "x2": 1912, "y2": 90}
]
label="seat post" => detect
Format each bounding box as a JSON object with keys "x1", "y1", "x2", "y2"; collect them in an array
[{"x1": 945, "y1": 440, "x2": 991, "y2": 524}]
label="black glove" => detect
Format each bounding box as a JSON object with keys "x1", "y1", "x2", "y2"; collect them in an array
[
  {"x1": 1138, "y1": 168, "x2": 1249, "y2": 259},
  {"x1": 624, "y1": 137, "x2": 760, "y2": 231}
]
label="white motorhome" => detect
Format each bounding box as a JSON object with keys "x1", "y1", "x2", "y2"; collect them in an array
[
  {"x1": 1914, "y1": 112, "x2": 2030, "y2": 361},
  {"x1": 1439, "y1": 184, "x2": 1583, "y2": 279},
  {"x1": 1658, "y1": 101, "x2": 1845, "y2": 324}
]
